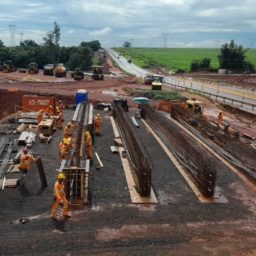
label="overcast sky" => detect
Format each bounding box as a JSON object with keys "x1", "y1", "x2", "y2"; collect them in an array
[{"x1": 0, "y1": 0, "x2": 255, "y2": 48}]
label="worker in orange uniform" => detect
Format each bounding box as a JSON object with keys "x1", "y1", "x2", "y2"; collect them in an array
[
  {"x1": 217, "y1": 112, "x2": 224, "y2": 126},
  {"x1": 37, "y1": 109, "x2": 45, "y2": 124},
  {"x1": 85, "y1": 130, "x2": 93, "y2": 160},
  {"x1": 56, "y1": 110, "x2": 63, "y2": 129},
  {"x1": 94, "y1": 113, "x2": 102, "y2": 136},
  {"x1": 45, "y1": 105, "x2": 53, "y2": 118},
  {"x1": 59, "y1": 140, "x2": 68, "y2": 160},
  {"x1": 57, "y1": 100, "x2": 64, "y2": 113},
  {"x1": 18, "y1": 148, "x2": 36, "y2": 180},
  {"x1": 50, "y1": 173, "x2": 71, "y2": 220},
  {"x1": 64, "y1": 122, "x2": 73, "y2": 138}
]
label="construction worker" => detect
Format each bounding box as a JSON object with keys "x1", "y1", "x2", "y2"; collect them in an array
[
  {"x1": 64, "y1": 122, "x2": 73, "y2": 138},
  {"x1": 56, "y1": 110, "x2": 63, "y2": 129},
  {"x1": 217, "y1": 112, "x2": 224, "y2": 126},
  {"x1": 59, "y1": 140, "x2": 68, "y2": 160},
  {"x1": 50, "y1": 173, "x2": 70, "y2": 220},
  {"x1": 37, "y1": 109, "x2": 45, "y2": 124},
  {"x1": 94, "y1": 113, "x2": 102, "y2": 136},
  {"x1": 45, "y1": 105, "x2": 53, "y2": 118},
  {"x1": 57, "y1": 100, "x2": 64, "y2": 113},
  {"x1": 84, "y1": 130, "x2": 93, "y2": 160},
  {"x1": 18, "y1": 148, "x2": 36, "y2": 180}
]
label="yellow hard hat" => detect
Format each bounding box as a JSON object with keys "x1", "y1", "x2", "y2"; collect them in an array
[
  {"x1": 85, "y1": 131, "x2": 90, "y2": 136},
  {"x1": 57, "y1": 173, "x2": 65, "y2": 180},
  {"x1": 49, "y1": 105, "x2": 52, "y2": 109},
  {"x1": 96, "y1": 113, "x2": 100, "y2": 117}
]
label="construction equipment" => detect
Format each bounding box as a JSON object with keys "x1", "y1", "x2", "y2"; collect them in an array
[
  {"x1": 55, "y1": 63, "x2": 66, "y2": 78},
  {"x1": 127, "y1": 57, "x2": 132, "y2": 63},
  {"x1": 3, "y1": 60, "x2": 16, "y2": 73},
  {"x1": 91, "y1": 65, "x2": 104, "y2": 80},
  {"x1": 144, "y1": 74, "x2": 154, "y2": 85},
  {"x1": 186, "y1": 99, "x2": 203, "y2": 114},
  {"x1": 43, "y1": 64, "x2": 54, "y2": 76},
  {"x1": 0, "y1": 62, "x2": 3, "y2": 71},
  {"x1": 28, "y1": 62, "x2": 39, "y2": 74},
  {"x1": 73, "y1": 68, "x2": 84, "y2": 81}
]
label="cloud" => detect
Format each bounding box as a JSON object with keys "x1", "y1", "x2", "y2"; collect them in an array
[
  {"x1": 0, "y1": 0, "x2": 255, "y2": 47},
  {"x1": 89, "y1": 27, "x2": 112, "y2": 36}
]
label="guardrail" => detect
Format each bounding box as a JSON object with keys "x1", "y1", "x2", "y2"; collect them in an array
[{"x1": 165, "y1": 80, "x2": 256, "y2": 111}]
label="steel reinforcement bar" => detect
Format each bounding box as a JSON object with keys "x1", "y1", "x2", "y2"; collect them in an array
[
  {"x1": 113, "y1": 102, "x2": 152, "y2": 196},
  {"x1": 141, "y1": 105, "x2": 216, "y2": 197}
]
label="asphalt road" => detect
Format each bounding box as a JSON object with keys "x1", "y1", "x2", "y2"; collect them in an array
[{"x1": 106, "y1": 48, "x2": 256, "y2": 114}]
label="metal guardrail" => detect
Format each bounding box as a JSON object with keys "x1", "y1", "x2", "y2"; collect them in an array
[{"x1": 165, "y1": 81, "x2": 256, "y2": 111}]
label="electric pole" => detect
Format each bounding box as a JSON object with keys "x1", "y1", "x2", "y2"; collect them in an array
[
  {"x1": 162, "y1": 33, "x2": 169, "y2": 48},
  {"x1": 9, "y1": 24, "x2": 16, "y2": 47}
]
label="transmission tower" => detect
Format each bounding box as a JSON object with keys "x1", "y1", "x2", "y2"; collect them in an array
[
  {"x1": 162, "y1": 33, "x2": 169, "y2": 48},
  {"x1": 9, "y1": 24, "x2": 16, "y2": 47}
]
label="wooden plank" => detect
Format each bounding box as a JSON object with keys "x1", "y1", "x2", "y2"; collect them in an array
[
  {"x1": 0, "y1": 178, "x2": 19, "y2": 188},
  {"x1": 142, "y1": 119, "x2": 228, "y2": 204},
  {"x1": 110, "y1": 146, "x2": 118, "y2": 153},
  {"x1": 109, "y1": 116, "x2": 120, "y2": 138}
]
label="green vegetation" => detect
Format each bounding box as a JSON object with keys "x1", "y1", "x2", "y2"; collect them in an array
[
  {"x1": 115, "y1": 47, "x2": 256, "y2": 72},
  {"x1": 0, "y1": 23, "x2": 101, "y2": 70}
]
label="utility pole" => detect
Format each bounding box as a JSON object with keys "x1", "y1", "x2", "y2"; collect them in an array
[
  {"x1": 162, "y1": 33, "x2": 169, "y2": 48},
  {"x1": 9, "y1": 24, "x2": 16, "y2": 47}
]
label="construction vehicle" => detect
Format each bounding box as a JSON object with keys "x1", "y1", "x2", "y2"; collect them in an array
[
  {"x1": 3, "y1": 60, "x2": 16, "y2": 73},
  {"x1": 91, "y1": 65, "x2": 104, "y2": 80},
  {"x1": 73, "y1": 68, "x2": 84, "y2": 81},
  {"x1": 144, "y1": 74, "x2": 154, "y2": 85},
  {"x1": 127, "y1": 57, "x2": 132, "y2": 63},
  {"x1": 28, "y1": 62, "x2": 39, "y2": 74},
  {"x1": 43, "y1": 64, "x2": 54, "y2": 76},
  {"x1": 55, "y1": 63, "x2": 66, "y2": 78},
  {"x1": 151, "y1": 77, "x2": 163, "y2": 90},
  {"x1": 186, "y1": 99, "x2": 203, "y2": 114}
]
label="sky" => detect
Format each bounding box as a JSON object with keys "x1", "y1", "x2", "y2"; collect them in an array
[{"x1": 0, "y1": 0, "x2": 256, "y2": 48}]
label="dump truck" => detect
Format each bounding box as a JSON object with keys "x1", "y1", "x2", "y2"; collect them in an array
[
  {"x1": 28, "y1": 62, "x2": 39, "y2": 74},
  {"x1": 73, "y1": 68, "x2": 84, "y2": 81},
  {"x1": 91, "y1": 65, "x2": 104, "y2": 80},
  {"x1": 43, "y1": 64, "x2": 54, "y2": 76},
  {"x1": 3, "y1": 60, "x2": 16, "y2": 73},
  {"x1": 144, "y1": 74, "x2": 154, "y2": 85},
  {"x1": 55, "y1": 63, "x2": 66, "y2": 78}
]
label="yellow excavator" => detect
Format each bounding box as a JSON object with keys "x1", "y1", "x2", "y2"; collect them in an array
[
  {"x1": 28, "y1": 62, "x2": 39, "y2": 74},
  {"x1": 91, "y1": 65, "x2": 104, "y2": 80},
  {"x1": 3, "y1": 60, "x2": 16, "y2": 73}
]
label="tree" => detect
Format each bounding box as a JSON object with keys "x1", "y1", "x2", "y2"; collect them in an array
[
  {"x1": 218, "y1": 40, "x2": 247, "y2": 70},
  {"x1": 0, "y1": 39, "x2": 4, "y2": 47},
  {"x1": 80, "y1": 40, "x2": 101, "y2": 51},
  {"x1": 123, "y1": 41, "x2": 131, "y2": 48},
  {"x1": 20, "y1": 40, "x2": 38, "y2": 47},
  {"x1": 190, "y1": 57, "x2": 211, "y2": 72}
]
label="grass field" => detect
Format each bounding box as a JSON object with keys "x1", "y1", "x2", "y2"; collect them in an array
[{"x1": 115, "y1": 48, "x2": 256, "y2": 72}]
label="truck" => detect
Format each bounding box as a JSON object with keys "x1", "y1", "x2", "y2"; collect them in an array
[
  {"x1": 28, "y1": 62, "x2": 39, "y2": 74},
  {"x1": 151, "y1": 75, "x2": 164, "y2": 90},
  {"x1": 3, "y1": 60, "x2": 16, "y2": 73},
  {"x1": 91, "y1": 65, "x2": 104, "y2": 80},
  {"x1": 55, "y1": 63, "x2": 66, "y2": 77},
  {"x1": 73, "y1": 68, "x2": 84, "y2": 81},
  {"x1": 43, "y1": 64, "x2": 54, "y2": 76}
]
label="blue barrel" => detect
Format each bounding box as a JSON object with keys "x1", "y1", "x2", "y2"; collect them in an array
[{"x1": 76, "y1": 89, "x2": 88, "y2": 105}]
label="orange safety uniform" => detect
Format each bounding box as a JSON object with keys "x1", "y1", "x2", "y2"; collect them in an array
[
  {"x1": 57, "y1": 101, "x2": 64, "y2": 113},
  {"x1": 217, "y1": 112, "x2": 223, "y2": 126},
  {"x1": 50, "y1": 181, "x2": 69, "y2": 218},
  {"x1": 85, "y1": 132, "x2": 93, "y2": 159},
  {"x1": 59, "y1": 142, "x2": 68, "y2": 160},
  {"x1": 56, "y1": 112, "x2": 63, "y2": 129},
  {"x1": 18, "y1": 153, "x2": 35, "y2": 173},
  {"x1": 64, "y1": 125, "x2": 73, "y2": 137},
  {"x1": 37, "y1": 109, "x2": 44, "y2": 124},
  {"x1": 45, "y1": 105, "x2": 53, "y2": 118},
  {"x1": 94, "y1": 116, "x2": 102, "y2": 135}
]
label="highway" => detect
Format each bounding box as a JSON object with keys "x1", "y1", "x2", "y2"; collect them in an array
[{"x1": 106, "y1": 48, "x2": 256, "y2": 114}]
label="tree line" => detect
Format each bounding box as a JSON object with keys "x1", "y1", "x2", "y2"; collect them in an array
[{"x1": 0, "y1": 22, "x2": 101, "y2": 70}]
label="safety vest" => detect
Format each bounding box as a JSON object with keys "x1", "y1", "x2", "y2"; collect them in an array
[
  {"x1": 54, "y1": 181, "x2": 65, "y2": 199},
  {"x1": 19, "y1": 154, "x2": 33, "y2": 170},
  {"x1": 85, "y1": 135, "x2": 92, "y2": 147}
]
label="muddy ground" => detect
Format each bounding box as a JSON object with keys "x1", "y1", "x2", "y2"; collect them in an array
[{"x1": 0, "y1": 62, "x2": 256, "y2": 255}]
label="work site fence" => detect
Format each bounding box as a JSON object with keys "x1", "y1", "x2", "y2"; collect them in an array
[
  {"x1": 113, "y1": 102, "x2": 152, "y2": 196},
  {"x1": 141, "y1": 105, "x2": 216, "y2": 198},
  {"x1": 164, "y1": 79, "x2": 256, "y2": 111}
]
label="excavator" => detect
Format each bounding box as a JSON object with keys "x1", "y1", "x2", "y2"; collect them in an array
[
  {"x1": 3, "y1": 60, "x2": 16, "y2": 73},
  {"x1": 28, "y1": 62, "x2": 39, "y2": 74},
  {"x1": 91, "y1": 65, "x2": 104, "y2": 80}
]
